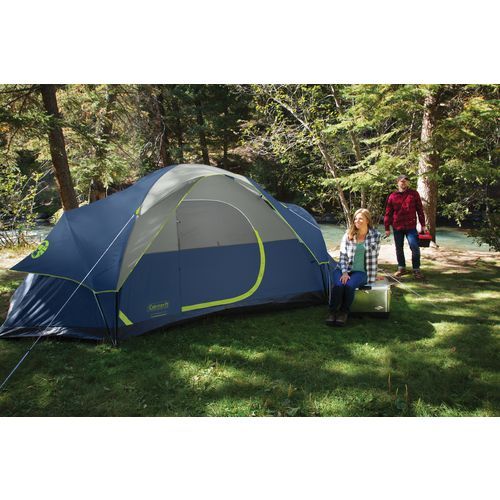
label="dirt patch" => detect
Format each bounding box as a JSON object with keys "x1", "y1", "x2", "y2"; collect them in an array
[
  {"x1": 327, "y1": 244, "x2": 499, "y2": 272},
  {"x1": 0, "y1": 248, "x2": 32, "y2": 271}
]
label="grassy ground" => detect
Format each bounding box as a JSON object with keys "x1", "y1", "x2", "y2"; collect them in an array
[{"x1": 0, "y1": 251, "x2": 498, "y2": 416}]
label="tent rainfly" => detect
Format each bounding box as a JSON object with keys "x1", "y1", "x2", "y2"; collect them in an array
[{"x1": 0, "y1": 164, "x2": 332, "y2": 343}]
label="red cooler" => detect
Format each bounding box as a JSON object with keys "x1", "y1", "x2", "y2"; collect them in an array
[{"x1": 418, "y1": 231, "x2": 432, "y2": 247}]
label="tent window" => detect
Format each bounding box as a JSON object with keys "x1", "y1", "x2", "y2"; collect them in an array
[{"x1": 177, "y1": 201, "x2": 256, "y2": 250}]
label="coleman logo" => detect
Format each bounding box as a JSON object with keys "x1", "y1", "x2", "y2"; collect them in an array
[
  {"x1": 31, "y1": 240, "x2": 49, "y2": 259},
  {"x1": 147, "y1": 301, "x2": 169, "y2": 313}
]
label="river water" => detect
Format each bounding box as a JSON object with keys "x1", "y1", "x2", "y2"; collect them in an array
[
  {"x1": 3, "y1": 223, "x2": 493, "y2": 252},
  {"x1": 319, "y1": 224, "x2": 492, "y2": 252}
]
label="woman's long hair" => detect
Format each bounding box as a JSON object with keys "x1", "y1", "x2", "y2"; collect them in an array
[{"x1": 347, "y1": 208, "x2": 373, "y2": 241}]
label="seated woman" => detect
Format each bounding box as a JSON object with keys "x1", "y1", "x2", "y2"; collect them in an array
[{"x1": 326, "y1": 208, "x2": 381, "y2": 327}]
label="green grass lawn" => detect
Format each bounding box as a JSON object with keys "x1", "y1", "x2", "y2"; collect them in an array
[{"x1": 0, "y1": 259, "x2": 498, "y2": 416}]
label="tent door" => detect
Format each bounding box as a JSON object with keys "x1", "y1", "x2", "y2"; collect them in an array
[{"x1": 177, "y1": 199, "x2": 265, "y2": 313}]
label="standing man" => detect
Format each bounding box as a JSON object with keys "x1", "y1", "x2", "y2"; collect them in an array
[{"x1": 384, "y1": 174, "x2": 426, "y2": 279}]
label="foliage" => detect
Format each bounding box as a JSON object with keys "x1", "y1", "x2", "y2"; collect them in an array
[
  {"x1": 468, "y1": 210, "x2": 500, "y2": 251},
  {"x1": 0, "y1": 163, "x2": 41, "y2": 248},
  {"x1": 134, "y1": 84, "x2": 252, "y2": 173},
  {"x1": 244, "y1": 84, "x2": 428, "y2": 223},
  {"x1": 58, "y1": 84, "x2": 141, "y2": 199},
  {"x1": 246, "y1": 84, "x2": 499, "y2": 239},
  {"x1": 437, "y1": 85, "x2": 500, "y2": 247},
  {"x1": 245, "y1": 85, "x2": 343, "y2": 217},
  {"x1": 0, "y1": 84, "x2": 498, "y2": 246}
]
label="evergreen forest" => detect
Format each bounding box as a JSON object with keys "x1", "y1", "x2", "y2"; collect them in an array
[{"x1": 0, "y1": 84, "x2": 498, "y2": 249}]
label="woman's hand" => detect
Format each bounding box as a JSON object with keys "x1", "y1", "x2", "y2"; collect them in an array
[{"x1": 340, "y1": 272, "x2": 350, "y2": 284}]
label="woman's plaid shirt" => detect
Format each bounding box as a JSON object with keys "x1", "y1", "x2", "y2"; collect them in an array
[{"x1": 337, "y1": 228, "x2": 381, "y2": 283}]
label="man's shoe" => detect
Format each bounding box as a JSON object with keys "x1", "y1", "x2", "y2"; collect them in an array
[
  {"x1": 413, "y1": 270, "x2": 425, "y2": 280},
  {"x1": 393, "y1": 269, "x2": 408, "y2": 278},
  {"x1": 325, "y1": 313, "x2": 337, "y2": 326},
  {"x1": 335, "y1": 312, "x2": 348, "y2": 326}
]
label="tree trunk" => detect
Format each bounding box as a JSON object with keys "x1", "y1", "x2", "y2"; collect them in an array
[
  {"x1": 222, "y1": 133, "x2": 229, "y2": 167},
  {"x1": 89, "y1": 178, "x2": 106, "y2": 203},
  {"x1": 155, "y1": 86, "x2": 173, "y2": 167},
  {"x1": 40, "y1": 84, "x2": 79, "y2": 211},
  {"x1": 317, "y1": 142, "x2": 352, "y2": 224},
  {"x1": 175, "y1": 112, "x2": 184, "y2": 163},
  {"x1": 222, "y1": 101, "x2": 229, "y2": 168},
  {"x1": 90, "y1": 86, "x2": 117, "y2": 202},
  {"x1": 417, "y1": 89, "x2": 441, "y2": 241},
  {"x1": 194, "y1": 88, "x2": 210, "y2": 165},
  {"x1": 169, "y1": 87, "x2": 184, "y2": 163},
  {"x1": 267, "y1": 89, "x2": 352, "y2": 224}
]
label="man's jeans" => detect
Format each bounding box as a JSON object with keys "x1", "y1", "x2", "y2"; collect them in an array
[{"x1": 393, "y1": 228, "x2": 420, "y2": 270}]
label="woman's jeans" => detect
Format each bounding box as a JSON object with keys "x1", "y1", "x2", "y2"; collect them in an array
[
  {"x1": 329, "y1": 269, "x2": 368, "y2": 313},
  {"x1": 393, "y1": 228, "x2": 421, "y2": 270}
]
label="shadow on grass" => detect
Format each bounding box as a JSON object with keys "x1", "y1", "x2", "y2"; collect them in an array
[{"x1": 0, "y1": 270, "x2": 24, "y2": 315}]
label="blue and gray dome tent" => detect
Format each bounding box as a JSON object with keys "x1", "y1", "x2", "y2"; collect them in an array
[{"x1": 0, "y1": 164, "x2": 331, "y2": 343}]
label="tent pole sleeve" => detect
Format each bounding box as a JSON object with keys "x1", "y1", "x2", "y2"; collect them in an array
[
  {"x1": 93, "y1": 292, "x2": 112, "y2": 343},
  {"x1": 113, "y1": 292, "x2": 119, "y2": 347}
]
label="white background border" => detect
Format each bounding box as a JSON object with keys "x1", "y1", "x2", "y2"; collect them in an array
[
  {"x1": 1, "y1": 1, "x2": 498, "y2": 498},
  {"x1": 2, "y1": 1, "x2": 498, "y2": 83}
]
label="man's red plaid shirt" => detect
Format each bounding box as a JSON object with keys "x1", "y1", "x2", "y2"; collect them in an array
[{"x1": 384, "y1": 189, "x2": 426, "y2": 231}]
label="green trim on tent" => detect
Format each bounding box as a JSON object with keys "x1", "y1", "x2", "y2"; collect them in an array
[
  {"x1": 118, "y1": 173, "x2": 277, "y2": 292},
  {"x1": 11, "y1": 212, "x2": 140, "y2": 294},
  {"x1": 119, "y1": 310, "x2": 133, "y2": 326},
  {"x1": 181, "y1": 228, "x2": 265, "y2": 313},
  {"x1": 10, "y1": 271, "x2": 119, "y2": 294},
  {"x1": 20, "y1": 173, "x2": 325, "y2": 298},
  {"x1": 118, "y1": 176, "x2": 208, "y2": 291},
  {"x1": 253, "y1": 187, "x2": 328, "y2": 266}
]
